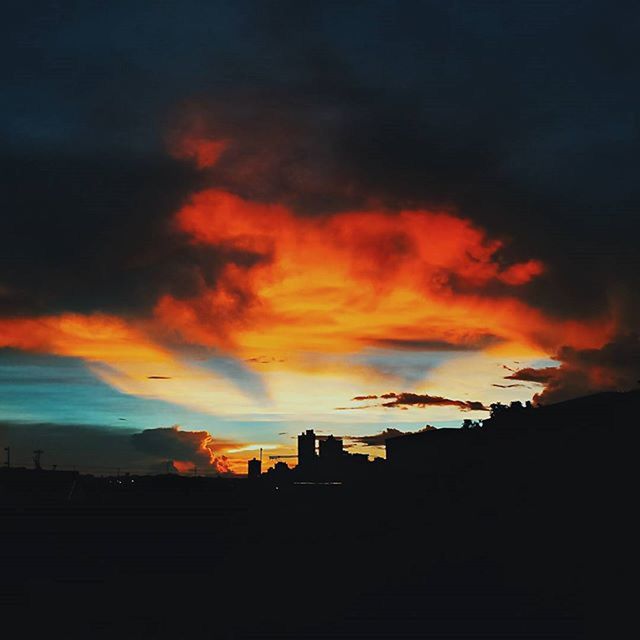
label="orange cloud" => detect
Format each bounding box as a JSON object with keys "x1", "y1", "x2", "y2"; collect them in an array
[
  {"x1": 0, "y1": 313, "x2": 266, "y2": 417},
  {"x1": 174, "y1": 190, "x2": 541, "y2": 289},
  {"x1": 0, "y1": 313, "x2": 168, "y2": 363},
  {"x1": 154, "y1": 188, "x2": 608, "y2": 361},
  {"x1": 0, "y1": 161, "x2": 616, "y2": 418},
  {"x1": 1, "y1": 189, "x2": 606, "y2": 373}
]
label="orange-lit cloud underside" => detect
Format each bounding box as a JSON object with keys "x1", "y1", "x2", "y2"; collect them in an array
[
  {"x1": 1, "y1": 190, "x2": 611, "y2": 365},
  {"x1": 0, "y1": 160, "x2": 615, "y2": 433},
  {"x1": 155, "y1": 188, "x2": 606, "y2": 357}
]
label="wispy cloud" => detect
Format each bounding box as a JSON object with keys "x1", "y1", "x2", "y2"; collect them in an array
[{"x1": 344, "y1": 392, "x2": 488, "y2": 412}]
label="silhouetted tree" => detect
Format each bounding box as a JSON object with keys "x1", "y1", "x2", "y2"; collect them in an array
[{"x1": 490, "y1": 402, "x2": 508, "y2": 417}]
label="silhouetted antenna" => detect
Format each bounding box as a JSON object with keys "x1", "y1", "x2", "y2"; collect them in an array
[
  {"x1": 4, "y1": 446, "x2": 10, "y2": 469},
  {"x1": 260, "y1": 447, "x2": 263, "y2": 463},
  {"x1": 33, "y1": 449, "x2": 43, "y2": 470}
]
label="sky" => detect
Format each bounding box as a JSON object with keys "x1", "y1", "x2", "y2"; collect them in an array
[{"x1": 1, "y1": 1, "x2": 639, "y2": 474}]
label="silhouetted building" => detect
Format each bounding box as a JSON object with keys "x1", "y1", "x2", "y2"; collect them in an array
[
  {"x1": 264, "y1": 460, "x2": 292, "y2": 483},
  {"x1": 385, "y1": 428, "x2": 484, "y2": 477},
  {"x1": 345, "y1": 452, "x2": 369, "y2": 467},
  {"x1": 319, "y1": 435, "x2": 343, "y2": 462},
  {"x1": 297, "y1": 429, "x2": 317, "y2": 467},
  {"x1": 247, "y1": 458, "x2": 261, "y2": 479}
]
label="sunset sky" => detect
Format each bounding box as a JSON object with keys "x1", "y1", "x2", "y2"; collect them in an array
[{"x1": 2, "y1": 1, "x2": 639, "y2": 474}]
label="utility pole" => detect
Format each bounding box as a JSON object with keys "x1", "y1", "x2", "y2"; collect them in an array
[
  {"x1": 33, "y1": 449, "x2": 43, "y2": 470},
  {"x1": 4, "y1": 446, "x2": 10, "y2": 469}
]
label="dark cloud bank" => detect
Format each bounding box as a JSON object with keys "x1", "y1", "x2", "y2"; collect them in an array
[
  {"x1": 507, "y1": 333, "x2": 640, "y2": 404},
  {"x1": 0, "y1": 422, "x2": 233, "y2": 474}
]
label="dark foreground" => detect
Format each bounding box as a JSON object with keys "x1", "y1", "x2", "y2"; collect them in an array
[
  {"x1": 0, "y1": 474, "x2": 626, "y2": 639},
  {"x1": 1, "y1": 393, "x2": 635, "y2": 638}
]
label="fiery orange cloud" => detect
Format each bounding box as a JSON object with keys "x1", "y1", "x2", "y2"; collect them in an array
[
  {"x1": 0, "y1": 313, "x2": 168, "y2": 363},
  {"x1": 153, "y1": 188, "x2": 609, "y2": 361},
  {"x1": 175, "y1": 190, "x2": 542, "y2": 289},
  {"x1": 198, "y1": 430, "x2": 231, "y2": 472},
  {"x1": 0, "y1": 164, "x2": 617, "y2": 418}
]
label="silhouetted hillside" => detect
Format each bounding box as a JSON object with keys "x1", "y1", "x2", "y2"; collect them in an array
[{"x1": 484, "y1": 388, "x2": 640, "y2": 431}]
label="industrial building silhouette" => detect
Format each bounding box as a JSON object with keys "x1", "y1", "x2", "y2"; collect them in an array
[{"x1": 249, "y1": 428, "x2": 371, "y2": 481}]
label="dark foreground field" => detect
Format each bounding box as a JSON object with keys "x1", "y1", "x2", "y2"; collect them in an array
[
  {"x1": 3, "y1": 391, "x2": 636, "y2": 639},
  {"x1": 0, "y1": 465, "x2": 625, "y2": 639}
]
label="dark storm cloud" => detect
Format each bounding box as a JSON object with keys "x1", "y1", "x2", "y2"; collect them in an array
[
  {"x1": 131, "y1": 425, "x2": 235, "y2": 472},
  {"x1": 0, "y1": 151, "x2": 268, "y2": 316},
  {"x1": 0, "y1": 421, "x2": 236, "y2": 474},
  {"x1": 505, "y1": 367, "x2": 559, "y2": 385},
  {"x1": 509, "y1": 334, "x2": 640, "y2": 405},
  {"x1": 130, "y1": 426, "x2": 211, "y2": 463},
  {"x1": 0, "y1": 421, "x2": 141, "y2": 473},
  {"x1": 2, "y1": 0, "x2": 640, "y2": 343},
  {"x1": 363, "y1": 335, "x2": 502, "y2": 352}
]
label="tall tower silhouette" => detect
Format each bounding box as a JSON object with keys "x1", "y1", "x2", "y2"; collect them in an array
[{"x1": 297, "y1": 429, "x2": 317, "y2": 467}]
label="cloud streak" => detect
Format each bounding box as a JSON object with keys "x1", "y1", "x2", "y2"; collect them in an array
[{"x1": 347, "y1": 392, "x2": 488, "y2": 412}]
